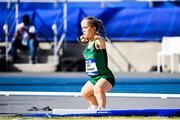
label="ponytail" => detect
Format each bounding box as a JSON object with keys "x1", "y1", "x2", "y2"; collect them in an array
[{"x1": 97, "y1": 19, "x2": 111, "y2": 42}]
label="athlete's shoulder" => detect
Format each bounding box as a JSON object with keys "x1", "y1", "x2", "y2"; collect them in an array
[{"x1": 94, "y1": 35, "x2": 106, "y2": 49}]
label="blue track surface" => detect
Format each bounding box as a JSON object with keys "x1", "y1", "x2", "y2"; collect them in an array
[{"x1": 0, "y1": 76, "x2": 180, "y2": 94}]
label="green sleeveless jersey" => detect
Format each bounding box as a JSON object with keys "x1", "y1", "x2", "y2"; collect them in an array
[{"x1": 83, "y1": 41, "x2": 114, "y2": 77}]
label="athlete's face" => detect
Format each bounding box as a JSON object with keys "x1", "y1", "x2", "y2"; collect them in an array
[{"x1": 81, "y1": 19, "x2": 96, "y2": 40}]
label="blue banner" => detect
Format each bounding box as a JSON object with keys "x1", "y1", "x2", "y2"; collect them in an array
[{"x1": 0, "y1": 7, "x2": 180, "y2": 42}]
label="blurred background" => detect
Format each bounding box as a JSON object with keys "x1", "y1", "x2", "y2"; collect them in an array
[
  {"x1": 1, "y1": 1, "x2": 180, "y2": 113},
  {"x1": 0, "y1": 0, "x2": 180, "y2": 73}
]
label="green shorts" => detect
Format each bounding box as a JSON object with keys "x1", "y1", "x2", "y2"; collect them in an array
[{"x1": 89, "y1": 75, "x2": 115, "y2": 87}]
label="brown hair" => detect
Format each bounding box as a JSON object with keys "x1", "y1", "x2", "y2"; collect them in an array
[{"x1": 82, "y1": 16, "x2": 108, "y2": 38}]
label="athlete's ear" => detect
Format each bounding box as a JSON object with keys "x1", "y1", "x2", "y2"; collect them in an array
[{"x1": 92, "y1": 26, "x2": 97, "y2": 31}]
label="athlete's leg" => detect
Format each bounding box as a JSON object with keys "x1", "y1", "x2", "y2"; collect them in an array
[
  {"x1": 81, "y1": 81, "x2": 98, "y2": 107},
  {"x1": 94, "y1": 78, "x2": 112, "y2": 109}
]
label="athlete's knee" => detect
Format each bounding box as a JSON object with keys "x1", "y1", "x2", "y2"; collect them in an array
[
  {"x1": 94, "y1": 86, "x2": 104, "y2": 96},
  {"x1": 81, "y1": 89, "x2": 89, "y2": 98}
]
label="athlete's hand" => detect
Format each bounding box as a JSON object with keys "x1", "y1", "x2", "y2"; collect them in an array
[{"x1": 80, "y1": 35, "x2": 88, "y2": 43}]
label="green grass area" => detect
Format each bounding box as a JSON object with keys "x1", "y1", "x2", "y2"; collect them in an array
[{"x1": 0, "y1": 116, "x2": 180, "y2": 120}]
